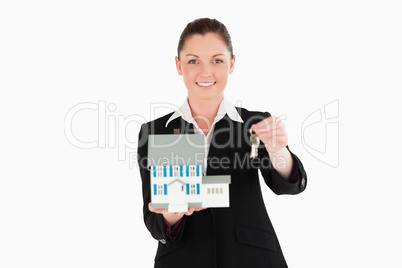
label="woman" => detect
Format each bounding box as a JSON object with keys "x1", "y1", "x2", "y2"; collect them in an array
[{"x1": 137, "y1": 18, "x2": 307, "y2": 268}]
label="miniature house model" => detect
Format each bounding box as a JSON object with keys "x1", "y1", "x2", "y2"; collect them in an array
[{"x1": 147, "y1": 134, "x2": 231, "y2": 212}]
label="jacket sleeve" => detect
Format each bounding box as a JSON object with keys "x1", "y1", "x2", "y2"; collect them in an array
[
  {"x1": 259, "y1": 144, "x2": 307, "y2": 195},
  {"x1": 137, "y1": 123, "x2": 186, "y2": 244},
  {"x1": 250, "y1": 111, "x2": 307, "y2": 195}
]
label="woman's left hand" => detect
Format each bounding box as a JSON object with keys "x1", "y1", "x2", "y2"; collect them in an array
[{"x1": 252, "y1": 116, "x2": 288, "y2": 153}]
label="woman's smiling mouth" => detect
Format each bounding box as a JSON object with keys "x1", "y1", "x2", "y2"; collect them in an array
[{"x1": 196, "y1": 82, "x2": 216, "y2": 88}]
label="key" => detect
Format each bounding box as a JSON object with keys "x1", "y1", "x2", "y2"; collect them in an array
[{"x1": 249, "y1": 128, "x2": 260, "y2": 159}]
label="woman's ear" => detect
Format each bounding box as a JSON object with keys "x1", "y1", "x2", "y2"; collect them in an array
[
  {"x1": 175, "y1": 56, "x2": 183, "y2": 76},
  {"x1": 229, "y1": 54, "x2": 236, "y2": 74}
]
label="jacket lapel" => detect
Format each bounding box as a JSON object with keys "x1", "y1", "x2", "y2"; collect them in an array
[
  {"x1": 167, "y1": 115, "x2": 237, "y2": 176},
  {"x1": 165, "y1": 117, "x2": 194, "y2": 134},
  {"x1": 207, "y1": 115, "x2": 234, "y2": 176}
]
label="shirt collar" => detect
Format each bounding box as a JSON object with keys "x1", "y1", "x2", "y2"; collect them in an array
[{"x1": 165, "y1": 95, "x2": 244, "y2": 128}]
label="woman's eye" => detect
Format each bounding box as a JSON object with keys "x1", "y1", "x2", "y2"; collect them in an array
[
  {"x1": 188, "y1": 60, "x2": 198, "y2": 64},
  {"x1": 213, "y1": 59, "x2": 223, "y2": 64}
]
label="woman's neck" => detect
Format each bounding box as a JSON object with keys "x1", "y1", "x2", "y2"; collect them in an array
[{"x1": 187, "y1": 95, "x2": 224, "y2": 135}]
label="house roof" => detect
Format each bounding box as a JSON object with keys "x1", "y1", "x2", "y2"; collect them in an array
[
  {"x1": 147, "y1": 134, "x2": 205, "y2": 168},
  {"x1": 202, "y1": 175, "x2": 231, "y2": 184},
  {"x1": 168, "y1": 179, "x2": 186, "y2": 186}
]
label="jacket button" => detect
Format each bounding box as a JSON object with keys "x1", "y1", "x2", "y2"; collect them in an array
[{"x1": 159, "y1": 239, "x2": 166, "y2": 244}]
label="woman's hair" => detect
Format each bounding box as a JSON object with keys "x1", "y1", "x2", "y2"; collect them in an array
[{"x1": 177, "y1": 18, "x2": 234, "y2": 60}]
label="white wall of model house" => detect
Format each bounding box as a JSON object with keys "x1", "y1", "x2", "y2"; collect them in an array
[
  {"x1": 201, "y1": 182, "x2": 230, "y2": 208},
  {"x1": 150, "y1": 164, "x2": 230, "y2": 212}
]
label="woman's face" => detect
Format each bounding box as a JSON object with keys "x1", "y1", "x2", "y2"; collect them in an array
[{"x1": 175, "y1": 33, "x2": 235, "y2": 102}]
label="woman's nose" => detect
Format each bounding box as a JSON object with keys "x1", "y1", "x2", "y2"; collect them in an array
[{"x1": 199, "y1": 64, "x2": 212, "y2": 77}]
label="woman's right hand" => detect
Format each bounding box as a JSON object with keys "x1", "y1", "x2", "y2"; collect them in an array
[{"x1": 148, "y1": 202, "x2": 206, "y2": 226}]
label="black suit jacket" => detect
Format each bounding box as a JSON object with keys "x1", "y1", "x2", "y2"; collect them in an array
[{"x1": 137, "y1": 107, "x2": 307, "y2": 268}]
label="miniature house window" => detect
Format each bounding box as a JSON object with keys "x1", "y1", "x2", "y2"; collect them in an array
[
  {"x1": 157, "y1": 166, "x2": 163, "y2": 177},
  {"x1": 190, "y1": 184, "x2": 196, "y2": 195},
  {"x1": 207, "y1": 187, "x2": 223, "y2": 194},
  {"x1": 190, "y1": 166, "x2": 195, "y2": 176},
  {"x1": 157, "y1": 185, "x2": 163, "y2": 195},
  {"x1": 174, "y1": 166, "x2": 179, "y2": 177},
  {"x1": 216, "y1": 188, "x2": 222, "y2": 194}
]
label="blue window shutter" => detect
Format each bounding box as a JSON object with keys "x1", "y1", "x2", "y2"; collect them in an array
[
  {"x1": 186, "y1": 165, "x2": 189, "y2": 177},
  {"x1": 153, "y1": 166, "x2": 156, "y2": 177},
  {"x1": 163, "y1": 166, "x2": 167, "y2": 177},
  {"x1": 170, "y1": 166, "x2": 173, "y2": 177},
  {"x1": 186, "y1": 184, "x2": 189, "y2": 195},
  {"x1": 164, "y1": 184, "x2": 167, "y2": 195},
  {"x1": 197, "y1": 184, "x2": 200, "y2": 195},
  {"x1": 196, "y1": 165, "x2": 200, "y2": 177},
  {"x1": 154, "y1": 184, "x2": 157, "y2": 195},
  {"x1": 180, "y1": 166, "x2": 183, "y2": 177}
]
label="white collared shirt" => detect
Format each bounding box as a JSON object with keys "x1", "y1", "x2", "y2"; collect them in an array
[{"x1": 165, "y1": 96, "x2": 244, "y2": 175}]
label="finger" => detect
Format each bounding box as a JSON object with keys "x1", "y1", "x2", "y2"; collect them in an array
[
  {"x1": 252, "y1": 125, "x2": 273, "y2": 133},
  {"x1": 193, "y1": 207, "x2": 207, "y2": 211},
  {"x1": 253, "y1": 119, "x2": 283, "y2": 132},
  {"x1": 254, "y1": 116, "x2": 280, "y2": 127},
  {"x1": 255, "y1": 121, "x2": 286, "y2": 132},
  {"x1": 168, "y1": 212, "x2": 185, "y2": 216},
  {"x1": 254, "y1": 128, "x2": 286, "y2": 134},
  {"x1": 184, "y1": 207, "x2": 196, "y2": 216},
  {"x1": 264, "y1": 136, "x2": 288, "y2": 148},
  {"x1": 255, "y1": 129, "x2": 287, "y2": 138},
  {"x1": 252, "y1": 119, "x2": 271, "y2": 129},
  {"x1": 258, "y1": 135, "x2": 288, "y2": 144},
  {"x1": 265, "y1": 117, "x2": 283, "y2": 130},
  {"x1": 259, "y1": 133, "x2": 288, "y2": 146},
  {"x1": 148, "y1": 203, "x2": 167, "y2": 214}
]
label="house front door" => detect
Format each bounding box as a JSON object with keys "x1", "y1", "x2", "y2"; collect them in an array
[{"x1": 168, "y1": 181, "x2": 187, "y2": 212}]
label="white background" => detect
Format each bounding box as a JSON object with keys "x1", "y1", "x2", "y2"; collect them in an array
[{"x1": 1, "y1": 0, "x2": 401, "y2": 267}]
